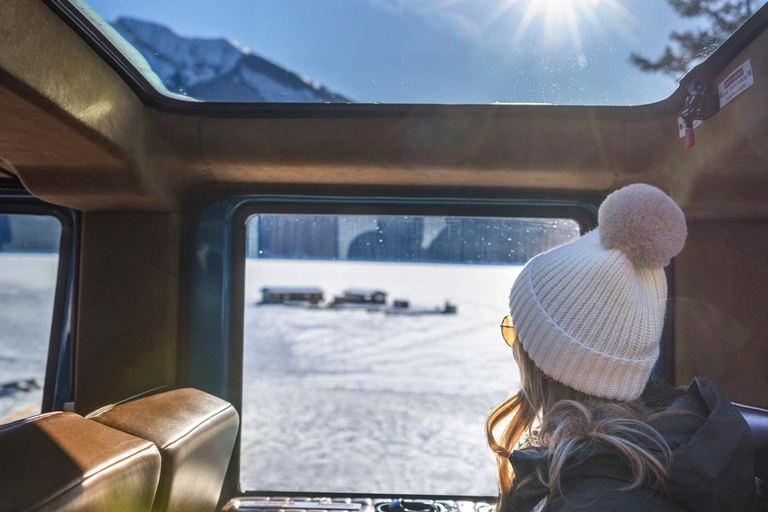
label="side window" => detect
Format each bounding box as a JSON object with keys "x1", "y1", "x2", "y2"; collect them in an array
[
  {"x1": 0, "y1": 214, "x2": 63, "y2": 424},
  {"x1": 240, "y1": 214, "x2": 581, "y2": 495}
]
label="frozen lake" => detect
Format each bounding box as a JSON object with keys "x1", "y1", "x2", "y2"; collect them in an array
[
  {"x1": 0, "y1": 254, "x2": 59, "y2": 422},
  {"x1": 241, "y1": 259, "x2": 523, "y2": 496}
]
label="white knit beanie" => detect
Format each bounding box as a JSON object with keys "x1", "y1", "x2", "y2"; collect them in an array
[{"x1": 509, "y1": 184, "x2": 687, "y2": 401}]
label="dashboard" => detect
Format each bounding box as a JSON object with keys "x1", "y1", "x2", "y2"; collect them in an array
[{"x1": 226, "y1": 496, "x2": 495, "y2": 512}]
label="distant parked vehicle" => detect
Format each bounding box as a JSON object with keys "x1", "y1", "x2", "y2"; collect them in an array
[
  {"x1": 344, "y1": 289, "x2": 387, "y2": 304},
  {"x1": 260, "y1": 287, "x2": 324, "y2": 305},
  {"x1": 385, "y1": 301, "x2": 458, "y2": 316},
  {"x1": 393, "y1": 299, "x2": 410, "y2": 309},
  {"x1": 331, "y1": 289, "x2": 388, "y2": 308}
]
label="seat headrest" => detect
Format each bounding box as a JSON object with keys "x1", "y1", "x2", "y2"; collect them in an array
[
  {"x1": 88, "y1": 388, "x2": 239, "y2": 512},
  {"x1": 0, "y1": 411, "x2": 161, "y2": 512}
]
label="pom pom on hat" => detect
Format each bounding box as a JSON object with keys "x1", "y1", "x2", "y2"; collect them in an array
[{"x1": 598, "y1": 184, "x2": 687, "y2": 268}]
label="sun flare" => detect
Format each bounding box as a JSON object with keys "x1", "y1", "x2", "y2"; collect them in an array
[{"x1": 485, "y1": 0, "x2": 636, "y2": 55}]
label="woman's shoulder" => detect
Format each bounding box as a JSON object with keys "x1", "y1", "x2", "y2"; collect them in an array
[
  {"x1": 642, "y1": 377, "x2": 751, "y2": 447},
  {"x1": 542, "y1": 478, "x2": 688, "y2": 512},
  {"x1": 660, "y1": 377, "x2": 756, "y2": 510},
  {"x1": 646, "y1": 375, "x2": 744, "y2": 416},
  {"x1": 544, "y1": 377, "x2": 756, "y2": 512}
]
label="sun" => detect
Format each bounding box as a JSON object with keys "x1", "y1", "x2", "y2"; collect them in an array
[{"x1": 486, "y1": 0, "x2": 636, "y2": 52}]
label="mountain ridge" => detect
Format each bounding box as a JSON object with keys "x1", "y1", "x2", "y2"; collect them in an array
[{"x1": 112, "y1": 17, "x2": 350, "y2": 103}]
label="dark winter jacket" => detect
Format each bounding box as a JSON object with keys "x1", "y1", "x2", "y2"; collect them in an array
[{"x1": 507, "y1": 377, "x2": 756, "y2": 511}]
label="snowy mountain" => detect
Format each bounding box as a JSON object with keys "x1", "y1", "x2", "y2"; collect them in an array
[{"x1": 112, "y1": 17, "x2": 349, "y2": 103}]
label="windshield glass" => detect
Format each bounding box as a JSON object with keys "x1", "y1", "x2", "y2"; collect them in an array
[
  {"x1": 73, "y1": 0, "x2": 765, "y2": 105},
  {"x1": 241, "y1": 214, "x2": 580, "y2": 494}
]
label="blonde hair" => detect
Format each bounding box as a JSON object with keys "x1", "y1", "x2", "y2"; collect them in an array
[{"x1": 486, "y1": 342, "x2": 675, "y2": 512}]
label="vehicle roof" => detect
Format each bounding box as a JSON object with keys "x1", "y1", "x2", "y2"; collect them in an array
[
  {"x1": 344, "y1": 289, "x2": 387, "y2": 296},
  {"x1": 261, "y1": 287, "x2": 324, "y2": 294}
]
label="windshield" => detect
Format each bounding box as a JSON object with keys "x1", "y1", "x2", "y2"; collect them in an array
[{"x1": 72, "y1": 0, "x2": 765, "y2": 105}]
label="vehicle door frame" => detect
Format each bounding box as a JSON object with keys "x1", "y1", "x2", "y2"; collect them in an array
[{"x1": 0, "y1": 186, "x2": 79, "y2": 414}]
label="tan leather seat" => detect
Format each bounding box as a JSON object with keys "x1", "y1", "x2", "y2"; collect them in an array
[
  {"x1": 87, "y1": 388, "x2": 239, "y2": 512},
  {"x1": 0, "y1": 411, "x2": 161, "y2": 512}
]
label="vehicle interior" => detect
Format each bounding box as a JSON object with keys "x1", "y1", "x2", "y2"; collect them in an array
[{"x1": 0, "y1": 0, "x2": 767, "y2": 510}]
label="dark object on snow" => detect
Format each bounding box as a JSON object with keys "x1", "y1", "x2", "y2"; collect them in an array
[
  {"x1": 260, "y1": 287, "x2": 324, "y2": 305},
  {"x1": 393, "y1": 300, "x2": 410, "y2": 309},
  {"x1": 339, "y1": 289, "x2": 387, "y2": 305},
  {"x1": 506, "y1": 377, "x2": 756, "y2": 512},
  {"x1": 0, "y1": 378, "x2": 41, "y2": 398},
  {"x1": 384, "y1": 301, "x2": 457, "y2": 316}
]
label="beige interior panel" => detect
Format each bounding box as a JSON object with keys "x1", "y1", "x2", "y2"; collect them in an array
[
  {"x1": 675, "y1": 221, "x2": 768, "y2": 407},
  {"x1": 197, "y1": 114, "x2": 624, "y2": 191},
  {"x1": 74, "y1": 212, "x2": 181, "y2": 413}
]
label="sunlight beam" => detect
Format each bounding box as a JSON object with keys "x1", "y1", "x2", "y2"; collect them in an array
[
  {"x1": 564, "y1": 3, "x2": 588, "y2": 68},
  {"x1": 506, "y1": 0, "x2": 638, "y2": 59},
  {"x1": 484, "y1": 0, "x2": 524, "y2": 27},
  {"x1": 512, "y1": 1, "x2": 541, "y2": 45}
]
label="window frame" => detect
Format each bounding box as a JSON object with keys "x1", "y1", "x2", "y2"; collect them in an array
[
  {"x1": 185, "y1": 188, "x2": 604, "y2": 499},
  {"x1": 0, "y1": 191, "x2": 78, "y2": 418}
]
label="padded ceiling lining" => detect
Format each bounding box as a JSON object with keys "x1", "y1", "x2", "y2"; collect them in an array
[
  {"x1": 196, "y1": 115, "x2": 625, "y2": 191},
  {"x1": 0, "y1": 0, "x2": 767, "y2": 220}
]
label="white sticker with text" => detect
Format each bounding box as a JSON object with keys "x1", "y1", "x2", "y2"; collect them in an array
[
  {"x1": 678, "y1": 117, "x2": 702, "y2": 138},
  {"x1": 719, "y1": 59, "x2": 754, "y2": 108}
]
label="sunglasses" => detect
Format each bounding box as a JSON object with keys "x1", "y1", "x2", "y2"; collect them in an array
[{"x1": 500, "y1": 315, "x2": 517, "y2": 347}]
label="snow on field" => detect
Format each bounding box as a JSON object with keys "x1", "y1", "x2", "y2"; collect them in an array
[
  {"x1": 241, "y1": 259, "x2": 523, "y2": 496},
  {"x1": 0, "y1": 252, "x2": 527, "y2": 496},
  {"x1": 0, "y1": 254, "x2": 59, "y2": 422}
]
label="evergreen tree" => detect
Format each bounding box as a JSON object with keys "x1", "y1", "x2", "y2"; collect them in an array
[{"x1": 630, "y1": 1, "x2": 755, "y2": 78}]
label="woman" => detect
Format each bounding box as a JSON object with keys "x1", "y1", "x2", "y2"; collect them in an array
[{"x1": 487, "y1": 184, "x2": 756, "y2": 511}]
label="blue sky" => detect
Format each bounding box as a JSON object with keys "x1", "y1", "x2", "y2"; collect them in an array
[{"x1": 83, "y1": 0, "x2": 764, "y2": 105}]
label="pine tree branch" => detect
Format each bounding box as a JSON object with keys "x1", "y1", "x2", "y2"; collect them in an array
[{"x1": 630, "y1": 0, "x2": 753, "y2": 79}]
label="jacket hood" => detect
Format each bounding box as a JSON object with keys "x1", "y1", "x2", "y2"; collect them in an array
[
  {"x1": 508, "y1": 377, "x2": 756, "y2": 511},
  {"x1": 654, "y1": 377, "x2": 755, "y2": 511}
]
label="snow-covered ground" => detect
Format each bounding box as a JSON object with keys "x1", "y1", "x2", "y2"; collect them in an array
[
  {"x1": 0, "y1": 252, "x2": 526, "y2": 496},
  {"x1": 0, "y1": 254, "x2": 59, "y2": 422},
  {"x1": 241, "y1": 259, "x2": 523, "y2": 496}
]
